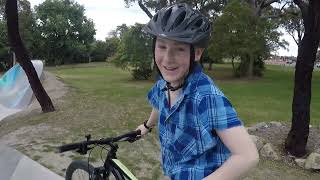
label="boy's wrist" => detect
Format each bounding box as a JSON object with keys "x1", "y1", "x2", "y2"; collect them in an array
[{"x1": 143, "y1": 120, "x2": 153, "y2": 132}]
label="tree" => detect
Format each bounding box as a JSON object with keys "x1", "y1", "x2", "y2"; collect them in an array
[
  {"x1": 285, "y1": 0, "x2": 320, "y2": 157},
  {"x1": 280, "y1": 3, "x2": 304, "y2": 47},
  {"x1": 113, "y1": 23, "x2": 153, "y2": 80},
  {"x1": 127, "y1": 0, "x2": 227, "y2": 16},
  {"x1": 115, "y1": 24, "x2": 129, "y2": 39},
  {"x1": 235, "y1": 0, "x2": 290, "y2": 77},
  {"x1": 91, "y1": 41, "x2": 109, "y2": 62},
  {"x1": 5, "y1": 0, "x2": 55, "y2": 112},
  {"x1": 34, "y1": 0, "x2": 95, "y2": 65},
  {"x1": 1, "y1": 0, "x2": 37, "y2": 70},
  {"x1": 0, "y1": 19, "x2": 9, "y2": 71},
  {"x1": 91, "y1": 38, "x2": 120, "y2": 62},
  {"x1": 209, "y1": 0, "x2": 282, "y2": 77}
]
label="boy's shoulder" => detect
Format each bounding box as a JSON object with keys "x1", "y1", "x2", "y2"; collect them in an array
[{"x1": 191, "y1": 72, "x2": 224, "y2": 98}]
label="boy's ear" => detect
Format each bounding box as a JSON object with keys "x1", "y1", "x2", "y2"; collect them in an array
[{"x1": 195, "y1": 48, "x2": 205, "y2": 62}]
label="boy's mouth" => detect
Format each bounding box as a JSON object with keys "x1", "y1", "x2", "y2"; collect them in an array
[{"x1": 164, "y1": 66, "x2": 178, "y2": 71}]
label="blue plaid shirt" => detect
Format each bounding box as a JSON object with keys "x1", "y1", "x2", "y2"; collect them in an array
[{"x1": 147, "y1": 63, "x2": 243, "y2": 180}]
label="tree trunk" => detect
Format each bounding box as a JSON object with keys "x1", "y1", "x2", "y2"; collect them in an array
[
  {"x1": 208, "y1": 61, "x2": 213, "y2": 71},
  {"x1": 5, "y1": 0, "x2": 55, "y2": 112},
  {"x1": 231, "y1": 57, "x2": 236, "y2": 74},
  {"x1": 248, "y1": 54, "x2": 254, "y2": 78},
  {"x1": 285, "y1": 0, "x2": 320, "y2": 157},
  {"x1": 138, "y1": 0, "x2": 153, "y2": 18}
]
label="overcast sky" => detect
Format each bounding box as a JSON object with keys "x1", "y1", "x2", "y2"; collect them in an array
[{"x1": 28, "y1": 0, "x2": 297, "y2": 56}]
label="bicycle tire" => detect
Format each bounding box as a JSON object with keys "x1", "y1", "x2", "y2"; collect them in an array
[
  {"x1": 65, "y1": 160, "x2": 125, "y2": 180},
  {"x1": 65, "y1": 160, "x2": 101, "y2": 180}
]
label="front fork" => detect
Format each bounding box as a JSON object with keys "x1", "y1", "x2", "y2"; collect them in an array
[{"x1": 102, "y1": 142, "x2": 119, "y2": 179}]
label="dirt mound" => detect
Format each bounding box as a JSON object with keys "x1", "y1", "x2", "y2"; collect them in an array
[{"x1": 249, "y1": 122, "x2": 320, "y2": 166}]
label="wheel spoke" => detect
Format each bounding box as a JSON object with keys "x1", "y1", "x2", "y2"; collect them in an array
[{"x1": 72, "y1": 169, "x2": 90, "y2": 180}]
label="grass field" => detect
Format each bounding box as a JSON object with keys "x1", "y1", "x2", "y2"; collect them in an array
[
  {"x1": 53, "y1": 62, "x2": 320, "y2": 127},
  {"x1": 205, "y1": 64, "x2": 320, "y2": 126},
  {"x1": 1, "y1": 62, "x2": 320, "y2": 179}
]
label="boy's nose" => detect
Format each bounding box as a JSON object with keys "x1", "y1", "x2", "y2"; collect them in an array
[{"x1": 163, "y1": 50, "x2": 174, "y2": 63}]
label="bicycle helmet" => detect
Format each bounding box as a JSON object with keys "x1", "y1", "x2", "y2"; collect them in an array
[{"x1": 143, "y1": 3, "x2": 211, "y2": 48}]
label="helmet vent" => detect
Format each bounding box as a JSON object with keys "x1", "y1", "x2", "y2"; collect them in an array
[
  {"x1": 162, "y1": 7, "x2": 173, "y2": 29},
  {"x1": 173, "y1": 11, "x2": 186, "y2": 28},
  {"x1": 195, "y1": 19, "x2": 203, "y2": 27}
]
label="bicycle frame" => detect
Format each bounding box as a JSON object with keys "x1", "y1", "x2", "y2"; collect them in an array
[
  {"x1": 101, "y1": 141, "x2": 138, "y2": 180},
  {"x1": 111, "y1": 159, "x2": 137, "y2": 180}
]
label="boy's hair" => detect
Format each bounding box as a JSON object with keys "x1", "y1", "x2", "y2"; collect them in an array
[{"x1": 142, "y1": 3, "x2": 211, "y2": 48}]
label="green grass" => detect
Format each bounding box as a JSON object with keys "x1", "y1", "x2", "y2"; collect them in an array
[
  {"x1": 206, "y1": 64, "x2": 320, "y2": 126},
  {"x1": 48, "y1": 62, "x2": 320, "y2": 127}
]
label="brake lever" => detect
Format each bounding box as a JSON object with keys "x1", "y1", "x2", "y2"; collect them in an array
[
  {"x1": 128, "y1": 136, "x2": 141, "y2": 143},
  {"x1": 77, "y1": 146, "x2": 93, "y2": 155},
  {"x1": 77, "y1": 135, "x2": 92, "y2": 155}
]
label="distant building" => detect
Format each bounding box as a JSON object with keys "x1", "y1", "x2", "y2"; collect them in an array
[{"x1": 265, "y1": 55, "x2": 296, "y2": 65}]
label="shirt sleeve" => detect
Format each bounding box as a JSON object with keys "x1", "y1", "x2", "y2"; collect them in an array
[
  {"x1": 147, "y1": 82, "x2": 160, "y2": 110},
  {"x1": 198, "y1": 94, "x2": 243, "y2": 131}
]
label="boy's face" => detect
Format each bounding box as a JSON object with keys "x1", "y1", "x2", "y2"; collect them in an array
[{"x1": 155, "y1": 37, "x2": 191, "y2": 86}]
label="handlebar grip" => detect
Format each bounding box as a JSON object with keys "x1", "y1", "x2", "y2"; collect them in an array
[
  {"x1": 125, "y1": 130, "x2": 141, "y2": 138},
  {"x1": 131, "y1": 129, "x2": 141, "y2": 136},
  {"x1": 57, "y1": 143, "x2": 81, "y2": 153},
  {"x1": 126, "y1": 130, "x2": 141, "y2": 143},
  {"x1": 113, "y1": 130, "x2": 141, "y2": 142}
]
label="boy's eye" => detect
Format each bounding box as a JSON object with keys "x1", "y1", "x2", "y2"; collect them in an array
[
  {"x1": 158, "y1": 45, "x2": 166, "y2": 49},
  {"x1": 178, "y1": 48, "x2": 186, "y2": 52}
]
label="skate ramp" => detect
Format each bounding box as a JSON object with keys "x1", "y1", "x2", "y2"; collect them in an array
[
  {"x1": 0, "y1": 146, "x2": 63, "y2": 180},
  {"x1": 0, "y1": 60, "x2": 43, "y2": 121}
]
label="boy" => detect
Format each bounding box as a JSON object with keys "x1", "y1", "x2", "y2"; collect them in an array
[{"x1": 136, "y1": 3, "x2": 259, "y2": 180}]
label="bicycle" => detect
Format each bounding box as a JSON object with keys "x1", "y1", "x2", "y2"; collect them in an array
[{"x1": 57, "y1": 130, "x2": 141, "y2": 180}]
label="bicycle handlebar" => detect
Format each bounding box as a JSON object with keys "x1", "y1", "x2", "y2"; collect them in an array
[{"x1": 57, "y1": 130, "x2": 141, "y2": 153}]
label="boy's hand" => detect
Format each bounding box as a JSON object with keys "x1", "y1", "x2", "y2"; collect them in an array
[{"x1": 136, "y1": 124, "x2": 150, "y2": 136}]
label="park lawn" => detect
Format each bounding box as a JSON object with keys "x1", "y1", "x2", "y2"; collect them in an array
[
  {"x1": 1, "y1": 62, "x2": 319, "y2": 179},
  {"x1": 205, "y1": 63, "x2": 320, "y2": 127},
  {"x1": 50, "y1": 62, "x2": 320, "y2": 128}
]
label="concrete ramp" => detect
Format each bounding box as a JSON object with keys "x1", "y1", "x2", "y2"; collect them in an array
[
  {"x1": 0, "y1": 146, "x2": 63, "y2": 180},
  {"x1": 0, "y1": 60, "x2": 43, "y2": 121}
]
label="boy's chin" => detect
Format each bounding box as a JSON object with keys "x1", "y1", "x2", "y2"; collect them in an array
[
  {"x1": 162, "y1": 76, "x2": 174, "y2": 83},
  {"x1": 163, "y1": 77, "x2": 182, "y2": 85}
]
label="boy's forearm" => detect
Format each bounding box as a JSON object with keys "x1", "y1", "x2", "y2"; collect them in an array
[
  {"x1": 203, "y1": 154, "x2": 259, "y2": 180},
  {"x1": 146, "y1": 108, "x2": 158, "y2": 127}
]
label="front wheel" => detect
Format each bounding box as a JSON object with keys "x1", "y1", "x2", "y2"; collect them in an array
[
  {"x1": 65, "y1": 160, "x2": 125, "y2": 180},
  {"x1": 65, "y1": 160, "x2": 101, "y2": 180}
]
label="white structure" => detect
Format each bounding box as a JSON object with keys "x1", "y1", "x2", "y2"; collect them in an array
[
  {"x1": 0, "y1": 146, "x2": 63, "y2": 180},
  {"x1": 0, "y1": 60, "x2": 43, "y2": 121}
]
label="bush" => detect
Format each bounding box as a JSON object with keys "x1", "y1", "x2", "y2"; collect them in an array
[{"x1": 132, "y1": 67, "x2": 153, "y2": 80}]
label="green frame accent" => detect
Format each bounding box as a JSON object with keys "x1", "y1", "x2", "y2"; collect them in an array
[{"x1": 111, "y1": 159, "x2": 138, "y2": 180}]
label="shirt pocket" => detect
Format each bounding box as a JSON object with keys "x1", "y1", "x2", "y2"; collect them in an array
[
  {"x1": 198, "y1": 127, "x2": 218, "y2": 154},
  {"x1": 168, "y1": 124, "x2": 199, "y2": 162}
]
